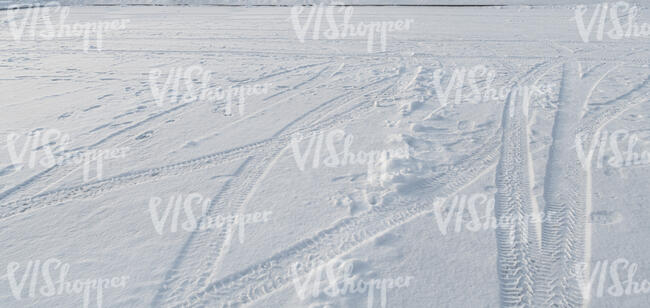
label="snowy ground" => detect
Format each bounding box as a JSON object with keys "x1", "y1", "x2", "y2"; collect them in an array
[
  {"x1": 0, "y1": 1, "x2": 616, "y2": 7},
  {"x1": 1, "y1": 3, "x2": 650, "y2": 308}
]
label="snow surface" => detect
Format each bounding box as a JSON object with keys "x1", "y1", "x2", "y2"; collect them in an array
[
  {"x1": 1, "y1": 3, "x2": 650, "y2": 308},
  {"x1": 0, "y1": 0, "x2": 627, "y2": 8}
]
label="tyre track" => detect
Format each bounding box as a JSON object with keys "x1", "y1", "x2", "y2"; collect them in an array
[
  {"x1": 494, "y1": 70, "x2": 546, "y2": 308},
  {"x1": 534, "y1": 61, "x2": 616, "y2": 308},
  {"x1": 152, "y1": 72, "x2": 401, "y2": 307},
  {"x1": 0, "y1": 71, "x2": 398, "y2": 222},
  {"x1": 475, "y1": 57, "x2": 561, "y2": 308},
  {"x1": 578, "y1": 76, "x2": 650, "y2": 138},
  {"x1": 567, "y1": 71, "x2": 650, "y2": 308},
  {"x1": 0, "y1": 139, "x2": 272, "y2": 221},
  {"x1": 175, "y1": 127, "x2": 503, "y2": 307},
  {"x1": 6, "y1": 48, "x2": 648, "y2": 66},
  {"x1": 152, "y1": 153, "x2": 282, "y2": 307},
  {"x1": 0, "y1": 61, "x2": 333, "y2": 204}
]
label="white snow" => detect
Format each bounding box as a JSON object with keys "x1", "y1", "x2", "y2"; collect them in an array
[{"x1": 1, "y1": 2, "x2": 649, "y2": 308}]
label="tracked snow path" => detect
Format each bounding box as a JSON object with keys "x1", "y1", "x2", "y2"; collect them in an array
[
  {"x1": 152, "y1": 70, "x2": 401, "y2": 306},
  {"x1": 567, "y1": 70, "x2": 650, "y2": 308},
  {"x1": 534, "y1": 61, "x2": 616, "y2": 308},
  {"x1": 493, "y1": 63, "x2": 548, "y2": 307},
  {"x1": 3, "y1": 6, "x2": 650, "y2": 308},
  {"x1": 174, "y1": 58, "x2": 569, "y2": 307},
  {"x1": 0, "y1": 60, "x2": 335, "y2": 204},
  {"x1": 0, "y1": 62, "x2": 395, "y2": 221},
  {"x1": 0, "y1": 138, "x2": 271, "y2": 220},
  {"x1": 177, "y1": 132, "x2": 503, "y2": 307},
  {"x1": 486, "y1": 47, "x2": 649, "y2": 308}
]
